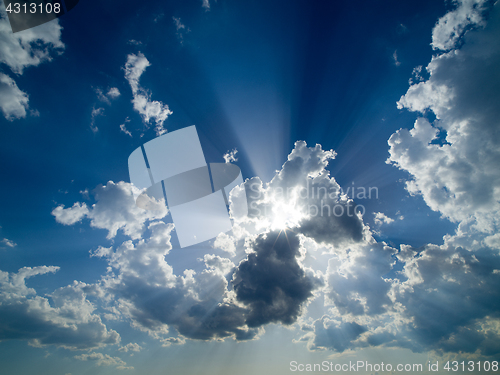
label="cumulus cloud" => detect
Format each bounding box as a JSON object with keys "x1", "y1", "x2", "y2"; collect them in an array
[
  {"x1": 52, "y1": 202, "x2": 89, "y2": 225},
  {"x1": 52, "y1": 181, "x2": 168, "y2": 240},
  {"x1": 213, "y1": 232, "x2": 236, "y2": 256},
  {"x1": 124, "y1": 53, "x2": 173, "y2": 136},
  {"x1": 203, "y1": 254, "x2": 234, "y2": 275},
  {"x1": 0, "y1": 73, "x2": 29, "y2": 120},
  {"x1": 0, "y1": 267, "x2": 120, "y2": 349},
  {"x1": 431, "y1": 0, "x2": 489, "y2": 51},
  {"x1": 391, "y1": 1, "x2": 500, "y2": 230},
  {"x1": 118, "y1": 342, "x2": 142, "y2": 353}
]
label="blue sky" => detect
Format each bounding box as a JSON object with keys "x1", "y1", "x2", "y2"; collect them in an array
[{"x1": 1, "y1": 0, "x2": 500, "y2": 373}]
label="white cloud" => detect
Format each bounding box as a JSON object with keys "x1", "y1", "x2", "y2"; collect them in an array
[
  {"x1": 390, "y1": 1, "x2": 500, "y2": 230},
  {"x1": 373, "y1": 212, "x2": 394, "y2": 226},
  {"x1": 223, "y1": 148, "x2": 238, "y2": 163},
  {"x1": 53, "y1": 181, "x2": 167, "y2": 240},
  {"x1": 203, "y1": 254, "x2": 234, "y2": 275},
  {"x1": 90, "y1": 107, "x2": 104, "y2": 133},
  {"x1": 0, "y1": 5, "x2": 64, "y2": 120},
  {"x1": 0, "y1": 73, "x2": 29, "y2": 120},
  {"x1": 393, "y1": 50, "x2": 401, "y2": 66},
  {"x1": 172, "y1": 17, "x2": 190, "y2": 44},
  {"x1": 1, "y1": 238, "x2": 17, "y2": 248},
  {"x1": 96, "y1": 87, "x2": 121, "y2": 104},
  {"x1": 120, "y1": 123, "x2": 132, "y2": 137},
  {"x1": 118, "y1": 342, "x2": 142, "y2": 352},
  {"x1": 161, "y1": 336, "x2": 186, "y2": 347},
  {"x1": 74, "y1": 352, "x2": 133, "y2": 370},
  {"x1": 173, "y1": 17, "x2": 185, "y2": 31},
  {"x1": 213, "y1": 232, "x2": 236, "y2": 256},
  {"x1": 484, "y1": 233, "x2": 500, "y2": 250},
  {"x1": 409, "y1": 65, "x2": 424, "y2": 85},
  {"x1": 107, "y1": 87, "x2": 120, "y2": 99},
  {"x1": 52, "y1": 202, "x2": 89, "y2": 225},
  {"x1": 124, "y1": 53, "x2": 172, "y2": 136},
  {"x1": 119, "y1": 117, "x2": 132, "y2": 136},
  {"x1": 202, "y1": 0, "x2": 210, "y2": 11},
  {"x1": 124, "y1": 53, "x2": 150, "y2": 93},
  {"x1": 431, "y1": 0, "x2": 489, "y2": 50},
  {"x1": 0, "y1": 6, "x2": 64, "y2": 74}
]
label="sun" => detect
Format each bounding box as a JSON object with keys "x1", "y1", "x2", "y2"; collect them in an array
[{"x1": 270, "y1": 200, "x2": 304, "y2": 231}]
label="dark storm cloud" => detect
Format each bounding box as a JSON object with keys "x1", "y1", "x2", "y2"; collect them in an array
[{"x1": 232, "y1": 230, "x2": 323, "y2": 327}]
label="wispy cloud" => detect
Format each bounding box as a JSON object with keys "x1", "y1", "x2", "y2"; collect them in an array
[
  {"x1": 1, "y1": 238, "x2": 17, "y2": 248},
  {"x1": 124, "y1": 53, "x2": 172, "y2": 136},
  {"x1": 172, "y1": 17, "x2": 190, "y2": 44},
  {"x1": 96, "y1": 87, "x2": 121, "y2": 104},
  {"x1": 392, "y1": 50, "x2": 401, "y2": 66},
  {"x1": 90, "y1": 107, "x2": 104, "y2": 133}
]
